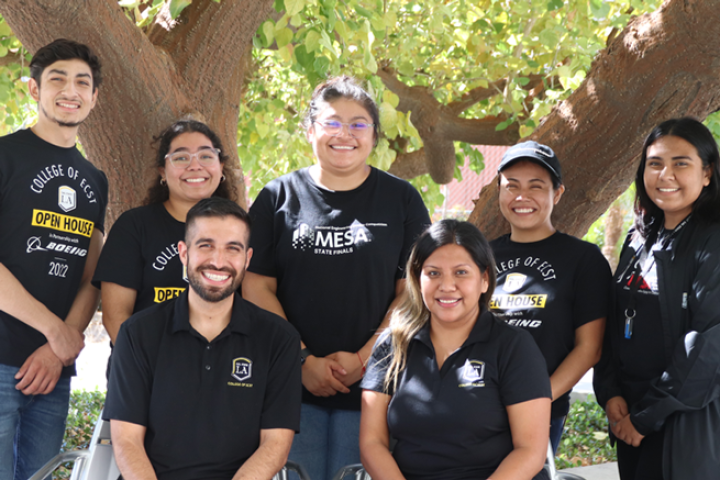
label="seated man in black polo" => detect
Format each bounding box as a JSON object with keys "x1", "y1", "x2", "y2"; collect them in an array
[{"x1": 104, "y1": 197, "x2": 301, "y2": 480}]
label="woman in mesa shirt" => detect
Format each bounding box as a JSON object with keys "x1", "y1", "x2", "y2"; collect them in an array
[
  {"x1": 360, "y1": 220, "x2": 551, "y2": 480},
  {"x1": 93, "y1": 120, "x2": 239, "y2": 344}
]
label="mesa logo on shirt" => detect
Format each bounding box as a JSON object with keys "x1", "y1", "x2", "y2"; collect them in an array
[{"x1": 291, "y1": 221, "x2": 383, "y2": 256}]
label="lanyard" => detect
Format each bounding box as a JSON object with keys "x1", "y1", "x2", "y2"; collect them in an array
[{"x1": 623, "y1": 215, "x2": 691, "y2": 339}]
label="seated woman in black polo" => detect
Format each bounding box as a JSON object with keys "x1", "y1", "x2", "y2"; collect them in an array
[{"x1": 360, "y1": 220, "x2": 551, "y2": 480}]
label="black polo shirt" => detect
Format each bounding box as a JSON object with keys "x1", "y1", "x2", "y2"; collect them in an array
[
  {"x1": 361, "y1": 310, "x2": 551, "y2": 480},
  {"x1": 104, "y1": 291, "x2": 301, "y2": 480}
]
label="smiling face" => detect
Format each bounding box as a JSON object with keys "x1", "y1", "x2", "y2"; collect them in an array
[
  {"x1": 160, "y1": 132, "x2": 224, "y2": 207},
  {"x1": 29, "y1": 59, "x2": 98, "y2": 129},
  {"x1": 307, "y1": 98, "x2": 374, "y2": 180},
  {"x1": 420, "y1": 244, "x2": 489, "y2": 329},
  {"x1": 179, "y1": 215, "x2": 252, "y2": 303},
  {"x1": 643, "y1": 135, "x2": 711, "y2": 229},
  {"x1": 498, "y1": 160, "x2": 564, "y2": 242}
]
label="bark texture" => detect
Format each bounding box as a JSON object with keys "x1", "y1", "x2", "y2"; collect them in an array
[
  {"x1": 469, "y1": 0, "x2": 720, "y2": 238},
  {"x1": 0, "y1": 0, "x2": 274, "y2": 223}
]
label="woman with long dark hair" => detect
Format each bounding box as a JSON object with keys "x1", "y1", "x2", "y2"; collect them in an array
[
  {"x1": 360, "y1": 220, "x2": 551, "y2": 480},
  {"x1": 594, "y1": 117, "x2": 720, "y2": 479},
  {"x1": 93, "y1": 119, "x2": 239, "y2": 344}
]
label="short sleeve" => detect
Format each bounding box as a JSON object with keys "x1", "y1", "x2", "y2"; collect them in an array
[
  {"x1": 248, "y1": 187, "x2": 279, "y2": 278},
  {"x1": 572, "y1": 244, "x2": 612, "y2": 328},
  {"x1": 396, "y1": 186, "x2": 431, "y2": 279},
  {"x1": 260, "y1": 323, "x2": 302, "y2": 431},
  {"x1": 103, "y1": 320, "x2": 153, "y2": 426},
  {"x1": 93, "y1": 170, "x2": 109, "y2": 234},
  {"x1": 360, "y1": 336, "x2": 394, "y2": 395},
  {"x1": 498, "y1": 328, "x2": 552, "y2": 406},
  {"x1": 92, "y1": 209, "x2": 145, "y2": 290}
]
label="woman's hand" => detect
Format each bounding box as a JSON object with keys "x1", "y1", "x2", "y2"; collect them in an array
[
  {"x1": 614, "y1": 414, "x2": 645, "y2": 447},
  {"x1": 605, "y1": 396, "x2": 629, "y2": 436},
  {"x1": 327, "y1": 351, "x2": 365, "y2": 387},
  {"x1": 302, "y1": 355, "x2": 350, "y2": 397}
]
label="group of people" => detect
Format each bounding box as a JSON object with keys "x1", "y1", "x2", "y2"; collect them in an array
[{"x1": 1, "y1": 38, "x2": 718, "y2": 480}]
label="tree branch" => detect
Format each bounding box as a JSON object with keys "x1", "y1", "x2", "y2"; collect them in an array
[
  {"x1": 387, "y1": 149, "x2": 428, "y2": 179},
  {"x1": 470, "y1": 0, "x2": 720, "y2": 239}
]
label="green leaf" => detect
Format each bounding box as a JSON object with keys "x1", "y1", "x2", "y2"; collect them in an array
[
  {"x1": 305, "y1": 30, "x2": 321, "y2": 53},
  {"x1": 379, "y1": 102, "x2": 398, "y2": 130},
  {"x1": 275, "y1": 27, "x2": 294, "y2": 48},
  {"x1": 547, "y1": 0, "x2": 563, "y2": 11},
  {"x1": 168, "y1": 0, "x2": 191, "y2": 20},
  {"x1": 261, "y1": 21, "x2": 275, "y2": 47},
  {"x1": 319, "y1": 30, "x2": 336, "y2": 55},
  {"x1": 285, "y1": 0, "x2": 306, "y2": 17},
  {"x1": 363, "y1": 48, "x2": 378, "y2": 73},
  {"x1": 355, "y1": 5, "x2": 374, "y2": 19},
  {"x1": 495, "y1": 119, "x2": 512, "y2": 131}
]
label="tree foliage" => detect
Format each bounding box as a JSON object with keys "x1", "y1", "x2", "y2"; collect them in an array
[{"x1": 1, "y1": 0, "x2": 720, "y2": 236}]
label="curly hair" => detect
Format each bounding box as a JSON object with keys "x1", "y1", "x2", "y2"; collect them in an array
[{"x1": 143, "y1": 120, "x2": 239, "y2": 206}]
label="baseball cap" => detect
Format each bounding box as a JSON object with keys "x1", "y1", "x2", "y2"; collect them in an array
[{"x1": 498, "y1": 141, "x2": 562, "y2": 183}]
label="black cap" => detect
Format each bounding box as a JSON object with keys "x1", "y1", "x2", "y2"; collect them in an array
[{"x1": 498, "y1": 141, "x2": 562, "y2": 182}]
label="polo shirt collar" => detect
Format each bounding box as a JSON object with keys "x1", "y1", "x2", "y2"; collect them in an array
[
  {"x1": 171, "y1": 290, "x2": 252, "y2": 336},
  {"x1": 412, "y1": 308, "x2": 494, "y2": 350}
]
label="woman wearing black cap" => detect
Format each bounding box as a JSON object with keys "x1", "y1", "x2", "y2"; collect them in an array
[{"x1": 489, "y1": 141, "x2": 611, "y2": 453}]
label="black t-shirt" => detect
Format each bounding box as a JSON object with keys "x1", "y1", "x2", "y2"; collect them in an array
[
  {"x1": 104, "y1": 291, "x2": 301, "y2": 480},
  {"x1": 0, "y1": 129, "x2": 108, "y2": 375},
  {"x1": 248, "y1": 167, "x2": 430, "y2": 410},
  {"x1": 490, "y1": 232, "x2": 610, "y2": 418},
  {"x1": 361, "y1": 311, "x2": 551, "y2": 480},
  {"x1": 613, "y1": 233, "x2": 667, "y2": 407},
  {"x1": 93, "y1": 203, "x2": 187, "y2": 312}
]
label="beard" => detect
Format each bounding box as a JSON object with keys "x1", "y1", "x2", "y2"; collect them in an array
[
  {"x1": 187, "y1": 264, "x2": 244, "y2": 303},
  {"x1": 40, "y1": 104, "x2": 86, "y2": 128}
]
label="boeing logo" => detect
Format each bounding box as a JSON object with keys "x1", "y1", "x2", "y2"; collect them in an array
[{"x1": 26, "y1": 236, "x2": 87, "y2": 257}]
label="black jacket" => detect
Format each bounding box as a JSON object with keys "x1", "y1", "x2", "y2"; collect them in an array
[{"x1": 594, "y1": 218, "x2": 720, "y2": 479}]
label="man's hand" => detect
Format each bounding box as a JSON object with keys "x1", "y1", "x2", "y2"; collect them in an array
[
  {"x1": 327, "y1": 351, "x2": 364, "y2": 387},
  {"x1": 15, "y1": 344, "x2": 63, "y2": 395},
  {"x1": 302, "y1": 356, "x2": 350, "y2": 397},
  {"x1": 46, "y1": 322, "x2": 84, "y2": 366}
]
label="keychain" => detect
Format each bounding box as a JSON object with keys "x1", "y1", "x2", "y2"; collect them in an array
[{"x1": 624, "y1": 308, "x2": 636, "y2": 339}]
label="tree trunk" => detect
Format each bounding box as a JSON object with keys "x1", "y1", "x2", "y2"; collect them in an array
[
  {"x1": 0, "y1": 0, "x2": 274, "y2": 224},
  {"x1": 468, "y1": 0, "x2": 720, "y2": 239}
]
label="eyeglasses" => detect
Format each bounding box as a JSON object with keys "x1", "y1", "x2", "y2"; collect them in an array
[
  {"x1": 165, "y1": 148, "x2": 221, "y2": 168},
  {"x1": 314, "y1": 120, "x2": 375, "y2": 137}
]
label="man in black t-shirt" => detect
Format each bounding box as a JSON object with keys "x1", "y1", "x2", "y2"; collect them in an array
[
  {"x1": 105, "y1": 198, "x2": 301, "y2": 480},
  {"x1": 0, "y1": 39, "x2": 107, "y2": 480}
]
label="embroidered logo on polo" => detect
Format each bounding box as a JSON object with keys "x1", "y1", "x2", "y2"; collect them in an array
[
  {"x1": 58, "y1": 186, "x2": 76, "y2": 212},
  {"x1": 228, "y1": 357, "x2": 254, "y2": 388},
  {"x1": 458, "y1": 359, "x2": 485, "y2": 387},
  {"x1": 291, "y1": 220, "x2": 383, "y2": 256}
]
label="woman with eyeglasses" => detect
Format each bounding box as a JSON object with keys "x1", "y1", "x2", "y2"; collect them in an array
[
  {"x1": 93, "y1": 120, "x2": 239, "y2": 345},
  {"x1": 594, "y1": 118, "x2": 720, "y2": 479},
  {"x1": 242, "y1": 76, "x2": 430, "y2": 480}
]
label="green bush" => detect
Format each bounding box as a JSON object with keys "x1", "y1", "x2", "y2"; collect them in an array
[
  {"x1": 57, "y1": 390, "x2": 616, "y2": 476},
  {"x1": 56, "y1": 390, "x2": 106, "y2": 479},
  {"x1": 556, "y1": 395, "x2": 617, "y2": 469}
]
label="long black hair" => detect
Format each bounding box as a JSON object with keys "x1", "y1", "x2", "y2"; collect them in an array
[{"x1": 634, "y1": 117, "x2": 720, "y2": 241}]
